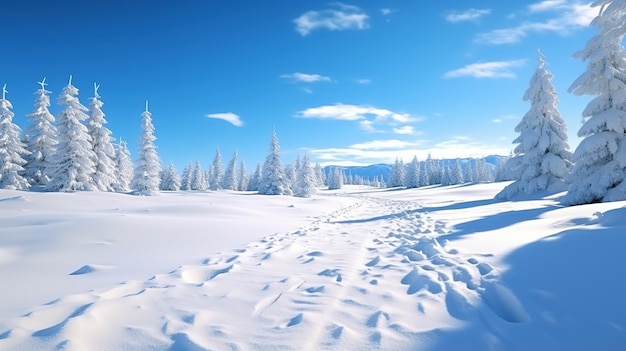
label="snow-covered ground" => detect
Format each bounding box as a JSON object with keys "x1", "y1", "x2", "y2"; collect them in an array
[{"x1": 0, "y1": 183, "x2": 625, "y2": 350}]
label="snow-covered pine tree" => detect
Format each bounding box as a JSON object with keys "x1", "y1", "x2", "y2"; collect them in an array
[
  {"x1": 463, "y1": 159, "x2": 474, "y2": 183},
  {"x1": 258, "y1": 130, "x2": 292, "y2": 195},
  {"x1": 497, "y1": 51, "x2": 572, "y2": 200},
  {"x1": 238, "y1": 160, "x2": 248, "y2": 191},
  {"x1": 450, "y1": 159, "x2": 465, "y2": 185},
  {"x1": 87, "y1": 83, "x2": 118, "y2": 191},
  {"x1": 114, "y1": 139, "x2": 133, "y2": 192},
  {"x1": 388, "y1": 157, "x2": 405, "y2": 187},
  {"x1": 209, "y1": 147, "x2": 223, "y2": 190},
  {"x1": 47, "y1": 76, "x2": 97, "y2": 192},
  {"x1": 180, "y1": 162, "x2": 192, "y2": 190},
  {"x1": 314, "y1": 163, "x2": 325, "y2": 186},
  {"x1": 294, "y1": 153, "x2": 317, "y2": 197},
  {"x1": 405, "y1": 155, "x2": 420, "y2": 188},
  {"x1": 561, "y1": 0, "x2": 626, "y2": 204},
  {"x1": 284, "y1": 162, "x2": 296, "y2": 191},
  {"x1": 22, "y1": 78, "x2": 58, "y2": 186},
  {"x1": 191, "y1": 160, "x2": 208, "y2": 191},
  {"x1": 222, "y1": 149, "x2": 239, "y2": 190},
  {"x1": 420, "y1": 160, "x2": 430, "y2": 186},
  {"x1": 247, "y1": 163, "x2": 262, "y2": 191},
  {"x1": 131, "y1": 101, "x2": 161, "y2": 196},
  {"x1": 0, "y1": 85, "x2": 30, "y2": 190},
  {"x1": 160, "y1": 162, "x2": 181, "y2": 191},
  {"x1": 327, "y1": 167, "x2": 344, "y2": 190}
]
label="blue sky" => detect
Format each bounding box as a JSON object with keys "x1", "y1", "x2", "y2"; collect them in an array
[{"x1": 1, "y1": 0, "x2": 598, "y2": 168}]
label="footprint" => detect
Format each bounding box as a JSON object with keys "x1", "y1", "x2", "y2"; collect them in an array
[
  {"x1": 401, "y1": 268, "x2": 442, "y2": 294},
  {"x1": 477, "y1": 262, "x2": 493, "y2": 275},
  {"x1": 286, "y1": 313, "x2": 304, "y2": 327},
  {"x1": 366, "y1": 310, "x2": 390, "y2": 328},
  {"x1": 305, "y1": 286, "x2": 325, "y2": 294},
  {"x1": 366, "y1": 256, "x2": 381, "y2": 267}
]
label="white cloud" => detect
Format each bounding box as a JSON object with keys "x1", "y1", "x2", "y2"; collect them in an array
[
  {"x1": 492, "y1": 118, "x2": 502, "y2": 123},
  {"x1": 444, "y1": 60, "x2": 526, "y2": 79},
  {"x1": 445, "y1": 8, "x2": 492, "y2": 23},
  {"x1": 380, "y1": 8, "x2": 394, "y2": 16},
  {"x1": 297, "y1": 103, "x2": 420, "y2": 124},
  {"x1": 306, "y1": 136, "x2": 511, "y2": 166},
  {"x1": 393, "y1": 126, "x2": 422, "y2": 135},
  {"x1": 354, "y1": 78, "x2": 372, "y2": 84},
  {"x1": 475, "y1": 1, "x2": 596, "y2": 44},
  {"x1": 280, "y1": 72, "x2": 331, "y2": 83},
  {"x1": 294, "y1": 3, "x2": 369, "y2": 36},
  {"x1": 206, "y1": 112, "x2": 244, "y2": 127},
  {"x1": 350, "y1": 139, "x2": 421, "y2": 150}
]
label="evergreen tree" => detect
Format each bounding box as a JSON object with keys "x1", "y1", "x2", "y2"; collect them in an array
[
  {"x1": 327, "y1": 167, "x2": 344, "y2": 190},
  {"x1": 405, "y1": 155, "x2": 421, "y2": 188},
  {"x1": 284, "y1": 162, "x2": 296, "y2": 191},
  {"x1": 562, "y1": 0, "x2": 626, "y2": 204},
  {"x1": 87, "y1": 83, "x2": 118, "y2": 191},
  {"x1": 114, "y1": 139, "x2": 133, "y2": 192},
  {"x1": 160, "y1": 162, "x2": 181, "y2": 191},
  {"x1": 0, "y1": 85, "x2": 30, "y2": 190},
  {"x1": 22, "y1": 78, "x2": 58, "y2": 186},
  {"x1": 222, "y1": 149, "x2": 239, "y2": 190},
  {"x1": 420, "y1": 160, "x2": 430, "y2": 186},
  {"x1": 388, "y1": 157, "x2": 406, "y2": 187},
  {"x1": 209, "y1": 147, "x2": 223, "y2": 190},
  {"x1": 314, "y1": 163, "x2": 325, "y2": 186},
  {"x1": 294, "y1": 153, "x2": 317, "y2": 197},
  {"x1": 47, "y1": 76, "x2": 97, "y2": 192},
  {"x1": 463, "y1": 159, "x2": 474, "y2": 183},
  {"x1": 497, "y1": 51, "x2": 572, "y2": 199},
  {"x1": 191, "y1": 160, "x2": 208, "y2": 190},
  {"x1": 450, "y1": 159, "x2": 465, "y2": 185},
  {"x1": 258, "y1": 130, "x2": 292, "y2": 195},
  {"x1": 180, "y1": 162, "x2": 193, "y2": 191},
  {"x1": 131, "y1": 101, "x2": 161, "y2": 196},
  {"x1": 238, "y1": 160, "x2": 248, "y2": 191},
  {"x1": 248, "y1": 163, "x2": 262, "y2": 191}
]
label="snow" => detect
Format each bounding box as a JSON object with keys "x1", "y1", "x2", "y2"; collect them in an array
[{"x1": 1, "y1": 183, "x2": 625, "y2": 350}]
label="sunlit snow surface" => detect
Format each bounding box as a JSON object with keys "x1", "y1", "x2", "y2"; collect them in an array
[{"x1": 0, "y1": 184, "x2": 624, "y2": 350}]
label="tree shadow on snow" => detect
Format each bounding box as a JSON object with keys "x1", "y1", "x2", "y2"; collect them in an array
[
  {"x1": 440, "y1": 205, "x2": 560, "y2": 241},
  {"x1": 414, "y1": 207, "x2": 626, "y2": 351}
]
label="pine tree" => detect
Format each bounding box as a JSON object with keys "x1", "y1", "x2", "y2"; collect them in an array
[
  {"x1": 222, "y1": 149, "x2": 239, "y2": 190},
  {"x1": 463, "y1": 159, "x2": 474, "y2": 183},
  {"x1": 0, "y1": 85, "x2": 30, "y2": 190},
  {"x1": 294, "y1": 153, "x2": 317, "y2": 197},
  {"x1": 180, "y1": 162, "x2": 193, "y2": 191},
  {"x1": 497, "y1": 51, "x2": 572, "y2": 199},
  {"x1": 238, "y1": 160, "x2": 248, "y2": 191},
  {"x1": 327, "y1": 167, "x2": 344, "y2": 190},
  {"x1": 420, "y1": 161, "x2": 430, "y2": 186},
  {"x1": 131, "y1": 101, "x2": 161, "y2": 196},
  {"x1": 22, "y1": 78, "x2": 58, "y2": 186},
  {"x1": 114, "y1": 139, "x2": 133, "y2": 192},
  {"x1": 450, "y1": 159, "x2": 465, "y2": 185},
  {"x1": 209, "y1": 147, "x2": 223, "y2": 190},
  {"x1": 87, "y1": 83, "x2": 118, "y2": 191},
  {"x1": 47, "y1": 76, "x2": 97, "y2": 192},
  {"x1": 284, "y1": 162, "x2": 296, "y2": 191},
  {"x1": 314, "y1": 163, "x2": 325, "y2": 186},
  {"x1": 258, "y1": 130, "x2": 292, "y2": 195},
  {"x1": 161, "y1": 162, "x2": 181, "y2": 191},
  {"x1": 248, "y1": 163, "x2": 262, "y2": 191},
  {"x1": 562, "y1": 1, "x2": 626, "y2": 204},
  {"x1": 405, "y1": 155, "x2": 421, "y2": 188},
  {"x1": 388, "y1": 157, "x2": 405, "y2": 187},
  {"x1": 191, "y1": 160, "x2": 208, "y2": 190}
]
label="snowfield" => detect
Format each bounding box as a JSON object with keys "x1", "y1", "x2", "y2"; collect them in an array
[{"x1": 0, "y1": 183, "x2": 625, "y2": 350}]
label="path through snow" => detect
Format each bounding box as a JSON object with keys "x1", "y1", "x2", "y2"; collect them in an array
[{"x1": 0, "y1": 194, "x2": 529, "y2": 350}]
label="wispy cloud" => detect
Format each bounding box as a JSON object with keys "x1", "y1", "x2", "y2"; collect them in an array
[
  {"x1": 280, "y1": 72, "x2": 331, "y2": 83},
  {"x1": 475, "y1": 1, "x2": 595, "y2": 44},
  {"x1": 444, "y1": 60, "x2": 526, "y2": 79},
  {"x1": 305, "y1": 136, "x2": 510, "y2": 167},
  {"x1": 297, "y1": 103, "x2": 419, "y2": 123},
  {"x1": 354, "y1": 78, "x2": 372, "y2": 84},
  {"x1": 206, "y1": 112, "x2": 244, "y2": 127},
  {"x1": 393, "y1": 126, "x2": 422, "y2": 135},
  {"x1": 294, "y1": 3, "x2": 369, "y2": 36},
  {"x1": 380, "y1": 8, "x2": 394, "y2": 16},
  {"x1": 445, "y1": 8, "x2": 492, "y2": 23}
]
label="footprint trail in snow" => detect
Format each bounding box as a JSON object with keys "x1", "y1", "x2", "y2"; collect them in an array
[{"x1": 0, "y1": 196, "x2": 519, "y2": 350}]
